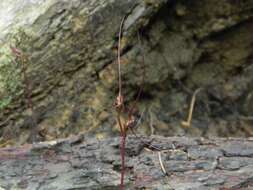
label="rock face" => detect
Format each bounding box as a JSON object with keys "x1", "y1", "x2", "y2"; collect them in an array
[
  {"x1": 0, "y1": 0, "x2": 253, "y2": 145},
  {"x1": 1, "y1": 135, "x2": 253, "y2": 190}
]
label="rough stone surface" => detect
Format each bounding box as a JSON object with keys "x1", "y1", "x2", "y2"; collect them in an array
[
  {"x1": 0, "y1": 0, "x2": 253, "y2": 146},
  {"x1": 0, "y1": 135, "x2": 253, "y2": 189}
]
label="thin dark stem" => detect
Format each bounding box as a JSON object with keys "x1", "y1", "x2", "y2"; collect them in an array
[
  {"x1": 116, "y1": 19, "x2": 148, "y2": 190},
  {"x1": 117, "y1": 111, "x2": 126, "y2": 190},
  {"x1": 120, "y1": 132, "x2": 126, "y2": 190}
]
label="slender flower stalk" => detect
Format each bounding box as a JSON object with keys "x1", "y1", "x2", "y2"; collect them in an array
[{"x1": 115, "y1": 17, "x2": 159, "y2": 189}]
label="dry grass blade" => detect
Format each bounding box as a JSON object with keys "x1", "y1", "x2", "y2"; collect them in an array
[
  {"x1": 181, "y1": 88, "x2": 202, "y2": 128},
  {"x1": 158, "y1": 151, "x2": 168, "y2": 176}
]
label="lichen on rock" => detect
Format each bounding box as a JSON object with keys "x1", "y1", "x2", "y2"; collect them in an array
[{"x1": 0, "y1": 0, "x2": 253, "y2": 146}]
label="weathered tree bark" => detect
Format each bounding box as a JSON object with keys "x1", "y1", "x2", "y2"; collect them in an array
[
  {"x1": 0, "y1": 135, "x2": 253, "y2": 190},
  {"x1": 0, "y1": 1, "x2": 253, "y2": 143}
]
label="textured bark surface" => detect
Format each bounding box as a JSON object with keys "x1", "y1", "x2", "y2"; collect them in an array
[
  {"x1": 1, "y1": 135, "x2": 253, "y2": 190},
  {"x1": 0, "y1": 0, "x2": 253, "y2": 145}
]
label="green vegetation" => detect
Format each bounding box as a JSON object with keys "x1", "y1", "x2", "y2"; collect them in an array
[
  {"x1": 0, "y1": 29, "x2": 32, "y2": 110},
  {"x1": 0, "y1": 48, "x2": 23, "y2": 110}
]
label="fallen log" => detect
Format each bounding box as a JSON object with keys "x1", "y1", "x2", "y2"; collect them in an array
[{"x1": 0, "y1": 135, "x2": 253, "y2": 190}]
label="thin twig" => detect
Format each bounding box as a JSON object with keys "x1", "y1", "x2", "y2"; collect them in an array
[{"x1": 158, "y1": 151, "x2": 168, "y2": 176}]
